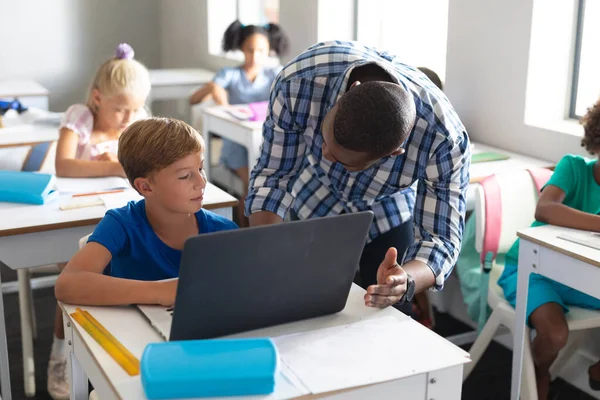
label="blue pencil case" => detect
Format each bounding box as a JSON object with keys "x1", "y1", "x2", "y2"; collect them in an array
[
  {"x1": 0, "y1": 171, "x2": 57, "y2": 205},
  {"x1": 141, "y1": 338, "x2": 278, "y2": 399}
]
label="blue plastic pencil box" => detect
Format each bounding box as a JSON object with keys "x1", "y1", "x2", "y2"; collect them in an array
[
  {"x1": 141, "y1": 338, "x2": 278, "y2": 399},
  {"x1": 0, "y1": 171, "x2": 57, "y2": 205}
]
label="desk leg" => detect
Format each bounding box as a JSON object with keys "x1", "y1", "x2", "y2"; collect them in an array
[
  {"x1": 510, "y1": 240, "x2": 537, "y2": 400},
  {"x1": 64, "y1": 317, "x2": 88, "y2": 400},
  {"x1": 17, "y1": 269, "x2": 35, "y2": 396},
  {"x1": 248, "y1": 130, "x2": 262, "y2": 173},
  {"x1": 0, "y1": 268, "x2": 12, "y2": 400}
]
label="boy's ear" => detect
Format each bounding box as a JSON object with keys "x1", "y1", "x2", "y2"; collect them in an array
[{"x1": 133, "y1": 177, "x2": 152, "y2": 196}]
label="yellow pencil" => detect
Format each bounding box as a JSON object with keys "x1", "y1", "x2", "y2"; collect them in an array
[
  {"x1": 71, "y1": 310, "x2": 140, "y2": 376},
  {"x1": 78, "y1": 309, "x2": 140, "y2": 368}
]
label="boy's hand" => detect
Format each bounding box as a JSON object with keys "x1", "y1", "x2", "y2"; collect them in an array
[
  {"x1": 364, "y1": 247, "x2": 408, "y2": 308},
  {"x1": 155, "y1": 278, "x2": 178, "y2": 306}
]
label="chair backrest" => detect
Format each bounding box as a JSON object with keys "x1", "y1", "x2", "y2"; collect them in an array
[{"x1": 474, "y1": 168, "x2": 553, "y2": 267}]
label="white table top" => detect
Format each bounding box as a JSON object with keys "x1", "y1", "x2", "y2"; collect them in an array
[
  {"x1": 518, "y1": 224, "x2": 600, "y2": 268},
  {"x1": 0, "y1": 181, "x2": 236, "y2": 237},
  {"x1": 61, "y1": 284, "x2": 469, "y2": 400},
  {"x1": 0, "y1": 124, "x2": 58, "y2": 148},
  {"x1": 470, "y1": 142, "x2": 553, "y2": 183},
  {"x1": 149, "y1": 69, "x2": 215, "y2": 87},
  {"x1": 203, "y1": 105, "x2": 265, "y2": 130},
  {"x1": 0, "y1": 80, "x2": 49, "y2": 97}
]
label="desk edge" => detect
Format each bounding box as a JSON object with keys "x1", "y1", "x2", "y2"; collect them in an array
[{"x1": 517, "y1": 230, "x2": 600, "y2": 268}]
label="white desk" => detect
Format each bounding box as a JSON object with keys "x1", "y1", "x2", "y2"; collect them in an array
[
  {"x1": 201, "y1": 105, "x2": 264, "y2": 180},
  {"x1": 148, "y1": 69, "x2": 214, "y2": 105},
  {"x1": 0, "y1": 80, "x2": 50, "y2": 110},
  {"x1": 0, "y1": 124, "x2": 58, "y2": 148},
  {"x1": 469, "y1": 143, "x2": 553, "y2": 184},
  {"x1": 0, "y1": 181, "x2": 237, "y2": 400},
  {"x1": 61, "y1": 284, "x2": 469, "y2": 400},
  {"x1": 511, "y1": 225, "x2": 600, "y2": 399}
]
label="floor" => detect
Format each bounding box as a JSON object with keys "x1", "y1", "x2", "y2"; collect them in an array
[{"x1": 1, "y1": 258, "x2": 597, "y2": 400}]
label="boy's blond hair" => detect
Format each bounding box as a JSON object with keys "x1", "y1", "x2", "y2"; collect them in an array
[
  {"x1": 86, "y1": 44, "x2": 151, "y2": 110},
  {"x1": 118, "y1": 118, "x2": 204, "y2": 187}
]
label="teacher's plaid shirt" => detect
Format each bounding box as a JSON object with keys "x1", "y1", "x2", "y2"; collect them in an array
[{"x1": 246, "y1": 41, "x2": 470, "y2": 290}]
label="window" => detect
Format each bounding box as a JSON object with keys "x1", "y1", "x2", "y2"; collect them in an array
[
  {"x1": 208, "y1": 0, "x2": 280, "y2": 57},
  {"x1": 355, "y1": 0, "x2": 449, "y2": 81},
  {"x1": 571, "y1": 0, "x2": 600, "y2": 118}
]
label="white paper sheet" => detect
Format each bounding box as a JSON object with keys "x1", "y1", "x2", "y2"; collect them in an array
[
  {"x1": 54, "y1": 177, "x2": 130, "y2": 194},
  {"x1": 273, "y1": 316, "x2": 469, "y2": 395}
]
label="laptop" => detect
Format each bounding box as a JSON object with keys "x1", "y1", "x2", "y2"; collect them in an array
[{"x1": 137, "y1": 211, "x2": 374, "y2": 341}]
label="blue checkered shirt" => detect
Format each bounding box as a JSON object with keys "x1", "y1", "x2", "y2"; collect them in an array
[{"x1": 246, "y1": 41, "x2": 470, "y2": 289}]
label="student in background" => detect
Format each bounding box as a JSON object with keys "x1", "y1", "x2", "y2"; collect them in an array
[
  {"x1": 54, "y1": 43, "x2": 150, "y2": 178},
  {"x1": 190, "y1": 20, "x2": 289, "y2": 226},
  {"x1": 48, "y1": 43, "x2": 151, "y2": 400},
  {"x1": 497, "y1": 99, "x2": 600, "y2": 398},
  {"x1": 55, "y1": 118, "x2": 237, "y2": 306}
]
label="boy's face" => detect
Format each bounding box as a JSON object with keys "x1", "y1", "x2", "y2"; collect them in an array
[{"x1": 140, "y1": 152, "x2": 207, "y2": 214}]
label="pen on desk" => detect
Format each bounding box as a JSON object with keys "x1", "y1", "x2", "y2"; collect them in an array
[{"x1": 72, "y1": 188, "x2": 125, "y2": 198}]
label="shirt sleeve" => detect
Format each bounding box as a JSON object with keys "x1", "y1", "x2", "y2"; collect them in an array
[
  {"x1": 402, "y1": 131, "x2": 471, "y2": 290},
  {"x1": 87, "y1": 212, "x2": 128, "y2": 258},
  {"x1": 212, "y1": 68, "x2": 233, "y2": 90},
  {"x1": 59, "y1": 104, "x2": 94, "y2": 143},
  {"x1": 544, "y1": 155, "x2": 575, "y2": 195},
  {"x1": 245, "y1": 78, "x2": 307, "y2": 219}
]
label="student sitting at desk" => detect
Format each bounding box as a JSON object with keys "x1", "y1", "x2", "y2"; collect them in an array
[
  {"x1": 54, "y1": 43, "x2": 150, "y2": 178},
  {"x1": 55, "y1": 118, "x2": 237, "y2": 305},
  {"x1": 48, "y1": 43, "x2": 152, "y2": 400},
  {"x1": 497, "y1": 99, "x2": 600, "y2": 399},
  {"x1": 189, "y1": 20, "x2": 289, "y2": 226},
  {"x1": 54, "y1": 118, "x2": 237, "y2": 396}
]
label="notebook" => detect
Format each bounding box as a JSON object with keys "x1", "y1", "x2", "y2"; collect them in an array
[
  {"x1": 471, "y1": 151, "x2": 511, "y2": 163},
  {"x1": 0, "y1": 171, "x2": 57, "y2": 205}
]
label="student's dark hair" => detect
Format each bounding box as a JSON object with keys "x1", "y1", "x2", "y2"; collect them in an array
[
  {"x1": 222, "y1": 20, "x2": 289, "y2": 55},
  {"x1": 581, "y1": 99, "x2": 600, "y2": 154},
  {"x1": 334, "y1": 81, "x2": 416, "y2": 158},
  {"x1": 417, "y1": 67, "x2": 443, "y2": 91}
]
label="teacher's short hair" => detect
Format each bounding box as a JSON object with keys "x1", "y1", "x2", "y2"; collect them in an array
[{"x1": 334, "y1": 81, "x2": 416, "y2": 159}]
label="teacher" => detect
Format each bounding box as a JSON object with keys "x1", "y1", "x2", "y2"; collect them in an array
[{"x1": 246, "y1": 41, "x2": 470, "y2": 314}]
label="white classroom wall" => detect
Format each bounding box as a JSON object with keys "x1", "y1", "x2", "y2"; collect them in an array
[
  {"x1": 445, "y1": 0, "x2": 588, "y2": 162},
  {"x1": 0, "y1": 0, "x2": 161, "y2": 112}
]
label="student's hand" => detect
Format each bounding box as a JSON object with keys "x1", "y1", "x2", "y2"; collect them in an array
[
  {"x1": 97, "y1": 152, "x2": 119, "y2": 162},
  {"x1": 211, "y1": 84, "x2": 229, "y2": 106},
  {"x1": 364, "y1": 247, "x2": 408, "y2": 308},
  {"x1": 155, "y1": 278, "x2": 178, "y2": 306}
]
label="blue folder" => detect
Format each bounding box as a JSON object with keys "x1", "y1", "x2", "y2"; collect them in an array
[
  {"x1": 0, "y1": 171, "x2": 57, "y2": 205},
  {"x1": 141, "y1": 338, "x2": 278, "y2": 399}
]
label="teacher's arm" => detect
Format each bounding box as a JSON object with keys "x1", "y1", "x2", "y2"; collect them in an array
[
  {"x1": 405, "y1": 131, "x2": 471, "y2": 291},
  {"x1": 247, "y1": 79, "x2": 307, "y2": 227}
]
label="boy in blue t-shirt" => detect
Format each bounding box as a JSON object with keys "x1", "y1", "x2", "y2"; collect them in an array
[
  {"x1": 55, "y1": 117, "x2": 237, "y2": 307},
  {"x1": 497, "y1": 99, "x2": 600, "y2": 397}
]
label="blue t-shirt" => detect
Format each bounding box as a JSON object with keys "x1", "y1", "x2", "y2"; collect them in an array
[
  {"x1": 213, "y1": 66, "x2": 281, "y2": 105},
  {"x1": 88, "y1": 200, "x2": 238, "y2": 280}
]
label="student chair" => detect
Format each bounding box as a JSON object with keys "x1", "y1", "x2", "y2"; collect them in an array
[{"x1": 463, "y1": 168, "x2": 600, "y2": 400}]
